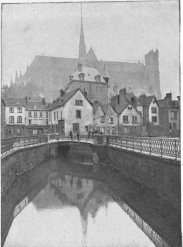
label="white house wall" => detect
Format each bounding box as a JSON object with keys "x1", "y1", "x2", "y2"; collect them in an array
[
  {"x1": 25, "y1": 110, "x2": 48, "y2": 126},
  {"x1": 5, "y1": 106, "x2": 25, "y2": 125},
  {"x1": 148, "y1": 99, "x2": 159, "y2": 125},
  {"x1": 62, "y1": 90, "x2": 93, "y2": 132},
  {"x1": 119, "y1": 105, "x2": 141, "y2": 125}
]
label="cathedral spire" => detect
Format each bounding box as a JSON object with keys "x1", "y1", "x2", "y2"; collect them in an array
[{"x1": 79, "y1": 3, "x2": 86, "y2": 60}]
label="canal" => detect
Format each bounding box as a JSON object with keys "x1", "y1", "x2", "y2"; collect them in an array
[{"x1": 2, "y1": 144, "x2": 181, "y2": 247}]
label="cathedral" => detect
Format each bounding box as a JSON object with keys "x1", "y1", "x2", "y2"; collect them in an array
[{"x1": 6, "y1": 7, "x2": 162, "y2": 102}]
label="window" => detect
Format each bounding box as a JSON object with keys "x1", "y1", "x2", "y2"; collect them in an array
[
  {"x1": 152, "y1": 116, "x2": 157, "y2": 123},
  {"x1": 75, "y1": 100, "x2": 83, "y2": 106},
  {"x1": 57, "y1": 111, "x2": 58, "y2": 119},
  {"x1": 29, "y1": 120, "x2": 31, "y2": 125},
  {"x1": 34, "y1": 112, "x2": 37, "y2": 118},
  {"x1": 139, "y1": 111, "x2": 142, "y2": 116},
  {"x1": 17, "y1": 116, "x2": 22, "y2": 123},
  {"x1": 79, "y1": 73, "x2": 85, "y2": 81},
  {"x1": 128, "y1": 106, "x2": 132, "y2": 110},
  {"x1": 40, "y1": 112, "x2": 43, "y2": 118},
  {"x1": 151, "y1": 107, "x2": 157, "y2": 113},
  {"x1": 132, "y1": 116, "x2": 137, "y2": 124},
  {"x1": 28, "y1": 111, "x2": 32, "y2": 118},
  {"x1": 17, "y1": 107, "x2": 22, "y2": 113},
  {"x1": 46, "y1": 112, "x2": 48, "y2": 118},
  {"x1": 9, "y1": 116, "x2": 14, "y2": 123},
  {"x1": 54, "y1": 112, "x2": 56, "y2": 120},
  {"x1": 101, "y1": 116, "x2": 105, "y2": 123},
  {"x1": 112, "y1": 127, "x2": 116, "y2": 134},
  {"x1": 124, "y1": 127, "x2": 129, "y2": 133},
  {"x1": 173, "y1": 123, "x2": 177, "y2": 129},
  {"x1": 61, "y1": 111, "x2": 62, "y2": 119},
  {"x1": 73, "y1": 123, "x2": 79, "y2": 132},
  {"x1": 109, "y1": 118, "x2": 113, "y2": 124},
  {"x1": 17, "y1": 128, "x2": 20, "y2": 134},
  {"x1": 76, "y1": 110, "x2": 81, "y2": 119},
  {"x1": 9, "y1": 107, "x2": 14, "y2": 113},
  {"x1": 46, "y1": 119, "x2": 48, "y2": 125},
  {"x1": 33, "y1": 130, "x2": 37, "y2": 135},
  {"x1": 123, "y1": 116, "x2": 128, "y2": 124},
  {"x1": 170, "y1": 111, "x2": 177, "y2": 120}
]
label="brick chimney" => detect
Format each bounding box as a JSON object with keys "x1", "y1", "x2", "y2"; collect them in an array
[
  {"x1": 42, "y1": 97, "x2": 45, "y2": 105},
  {"x1": 165, "y1": 93, "x2": 172, "y2": 100},
  {"x1": 119, "y1": 88, "x2": 127, "y2": 105},
  {"x1": 60, "y1": 89, "x2": 65, "y2": 97},
  {"x1": 78, "y1": 62, "x2": 82, "y2": 72}
]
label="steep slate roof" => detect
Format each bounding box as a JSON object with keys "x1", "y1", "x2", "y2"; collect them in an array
[
  {"x1": 72, "y1": 66, "x2": 106, "y2": 83},
  {"x1": 50, "y1": 88, "x2": 92, "y2": 111},
  {"x1": 92, "y1": 101, "x2": 105, "y2": 115},
  {"x1": 85, "y1": 47, "x2": 98, "y2": 62},
  {"x1": 101, "y1": 103, "x2": 118, "y2": 115},
  {"x1": 5, "y1": 98, "x2": 26, "y2": 107},
  {"x1": 25, "y1": 102, "x2": 48, "y2": 110},
  {"x1": 137, "y1": 95, "x2": 157, "y2": 109},
  {"x1": 158, "y1": 99, "x2": 179, "y2": 108}
]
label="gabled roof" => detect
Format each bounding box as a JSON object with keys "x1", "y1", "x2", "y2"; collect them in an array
[
  {"x1": 85, "y1": 47, "x2": 98, "y2": 62},
  {"x1": 137, "y1": 95, "x2": 158, "y2": 109},
  {"x1": 101, "y1": 103, "x2": 118, "y2": 115},
  {"x1": 5, "y1": 98, "x2": 26, "y2": 107},
  {"x1": 50, "y1": 88, "x2": 92, "y2": 111},
  {"x1": 92, "y1": 101, "x2": 105, "y2": 115}
]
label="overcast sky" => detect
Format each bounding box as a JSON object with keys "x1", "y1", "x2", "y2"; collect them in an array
[{"x1": 2, "y1": 0, "x2": 180, "y2": 99}]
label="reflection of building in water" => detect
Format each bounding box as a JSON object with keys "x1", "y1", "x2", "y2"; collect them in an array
[{"x1": 68, "y1": 145, "x2": 93, "y2": 166}]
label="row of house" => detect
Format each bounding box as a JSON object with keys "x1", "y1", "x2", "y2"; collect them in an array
[{"x1": 1, "y1": 87, "x2": 180, "y2": 138}]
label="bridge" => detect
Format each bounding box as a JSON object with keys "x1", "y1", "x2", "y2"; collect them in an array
[{"x1": 1, "y1": 133, "x2": 181, "y2": 161}]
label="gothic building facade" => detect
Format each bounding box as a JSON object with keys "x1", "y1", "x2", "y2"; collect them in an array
[{"x1": 6, "y1": 8, "x2": 162, "y2": 102}]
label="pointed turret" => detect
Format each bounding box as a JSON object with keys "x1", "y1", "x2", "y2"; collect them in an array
[
  {"x1": 15, "y1": 71, "x2": 18, "y2": 83},
  {"x1": 79, "y1": 3, "x2": 86, "y2": 60},
  {"x1": 102, "y1": 64, "x2": 110, "y2": 83},
  {"x1": 10, "y1": 76, "x2": 13, "y2": 87}
]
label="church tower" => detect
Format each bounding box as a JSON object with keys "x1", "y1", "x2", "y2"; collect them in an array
[
  {"x1": 79, "y1": 4, "x2": 86, "y2": 60},
  {"x1": 145, "y1": 49, "x2": 162, "y2": 99}
]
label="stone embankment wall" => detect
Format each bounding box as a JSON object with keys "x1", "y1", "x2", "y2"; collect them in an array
[
  {"x1": 94, "y1": 145, "x2": 180, "y2": 206},
  {"x1": 1, "y1": 144, "x2": 58, "y2": 195}
]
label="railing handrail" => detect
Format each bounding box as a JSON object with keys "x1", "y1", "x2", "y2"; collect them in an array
[{"x1": 1, "y1": 134, "x2": 180, "y2": 159}]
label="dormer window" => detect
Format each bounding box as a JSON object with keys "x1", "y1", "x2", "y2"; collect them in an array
[
  {"x1": 69, "y1": 75, "x2": 73, "y2": 82},
  {"x1": 95, "y1": 74, "x2": 101, "y2": 82},
  {"x1": 79, "y1": 73, "x2": 85, "y2": 81}
]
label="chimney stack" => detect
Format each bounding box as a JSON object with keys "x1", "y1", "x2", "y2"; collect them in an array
[
  {"x1": 165, "y1": 93, "x2": 172, "y2": 100},
  {"x1": 42, "y1": 97, "x2": 45, "y2": 105},
  {"x1": 60, "y1": 89, "x2": 65, "y2": 97}
]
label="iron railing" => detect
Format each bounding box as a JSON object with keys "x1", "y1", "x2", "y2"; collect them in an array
[
  {"x1": 1, "y1": 132, "x2": 94, "y2": 156},
  {"x1": 108, "y1": 136, "x2": 181, "y2": 160},
  {"x1": 1, "y1": 134, "x2": 180, "y2": 160}
]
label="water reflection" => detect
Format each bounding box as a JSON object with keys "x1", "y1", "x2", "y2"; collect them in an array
[{"x1": 2, "y1": 154, "x2": 181, "y2": 247}]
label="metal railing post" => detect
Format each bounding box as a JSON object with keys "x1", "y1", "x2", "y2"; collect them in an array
[
  {"x1": 160, "y1": 139, "x2": 163, "y2": 157},
  {"x1": 140, "y1": 138, "x2": 142, "y2": 152},
  {"x1": 133, "y1": 137, "x2": 134, "y2": 151},
  {"x1": 149, "y1": 138, "x2": 152, "y2": 155},
  {"x1": 174, "y1": 139, "x2": 177, "y2": 160}
]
